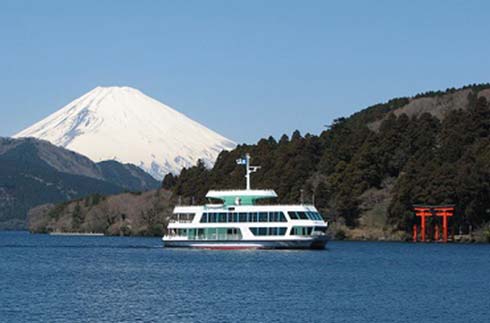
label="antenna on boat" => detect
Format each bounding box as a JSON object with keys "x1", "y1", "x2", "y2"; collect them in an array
[{"x1": 236, "y1": 153, "x2": 260, "y2": 190}]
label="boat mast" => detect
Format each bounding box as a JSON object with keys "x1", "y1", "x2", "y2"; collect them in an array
[
  {"x1": 243, "y1": 153, "x2": 260, "y2": 190},
  {"x1": 245, "y1": 154, "x2": 251, "y2": 190}
]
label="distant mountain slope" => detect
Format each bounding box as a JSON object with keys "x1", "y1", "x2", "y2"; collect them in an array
[
  {"x1": 0, "y1": 137, "x2": 159, "y2": 229},
  {"x1": 97, "y1": 160, "x2": 159, "y2": 192},
  {"x1": 368, "y1": 85, "x2": 490, "y2": 130},
  {"x1": 14, "y1": 86, "x2": 236, "y2": 179}
]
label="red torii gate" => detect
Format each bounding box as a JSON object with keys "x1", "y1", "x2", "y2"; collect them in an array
[
  {"x1": 414, "y1": 207, "x2": 432, "y2": 242},
  {"x1": 435, "y1": 207, "x2": 454, "y2": 243},
  {"x1": 413, "y1": 205, "x2": 454, "y2": 243}
]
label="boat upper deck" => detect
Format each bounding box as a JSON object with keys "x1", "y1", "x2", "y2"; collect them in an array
[
  {"x1": 206, "y1": 189, "x2": 278, "y2": 206},
  {"x1": 173, "y1": 203, "x2": 322, "y2": 215}
]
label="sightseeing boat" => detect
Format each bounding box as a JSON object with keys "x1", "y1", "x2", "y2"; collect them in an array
[{"x1": 162, "y1": 154, "x2": 328, "y2": 249}]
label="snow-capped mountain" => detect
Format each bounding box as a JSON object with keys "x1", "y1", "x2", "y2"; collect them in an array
[{"x1": 14, "y1": 86, "x2": 236, "y2": 179}]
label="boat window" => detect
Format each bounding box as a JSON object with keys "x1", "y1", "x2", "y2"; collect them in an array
[
  {"x1": 200, "y1": 213, "x2": 208, "y2": 223},
  {"x1": 291, "y1": 226, "x2": 316, "y2": 236},
  {"x1": 197, "y1": 228, "x2": 205, "y2": 239},
  {"x1": 297, "y1": 212, "x2": 308, "y2": 220},
  {"x1": 310, "y1": 212, "x2": 322, "y2": 220},
  {"x1": 249, "y1": 212, "x2": 258, "y2": 222},
  {"x1": 308, "y1": 212, "x2": 320, "y2": 220},
  {"x1": 266, "y1": 212, "x2": 286, "y2": 222},
  {"x1": 250, "y1": 227, "x2": 288, "y2": 236},
  {"x1": 205, "y1": 228, "x2": 216, "y2": 239},
  {"x1": 177, "y1": 228, "x2": 188, "y2": 236},
  {"x1": 216, "y1": 228, "x2": 225, "y2": 239},
  {"x1": 266, "y1": 212, "x2": 273, "y2": 222},
  {"x1": 238, "y1": 212, "x2": 248, "y2": 222},
  {"x1": 259, "y1": 212, "x2": 268, "y2": 222},
  {"x1": 268, "y1": 212, "x2": 274, "y2": 222},
  {"x1": 276, "y1": 227, "x2": 286, "y2": 235},
  {"x1": 288, "y1": 211, "x2": 309, "y2": 220},
  {"x1": 278, "y1": 212, "x2": 287, "y2": 222},
  {"x1": 278, "y1": 212, "x2": 284, "y2": 221},
  {"x1": 217, "y1": 213, "x2": 226, "y2": 223},
  {"x1": 288, "y1": 211, "x2": 299, "y2": 220}
]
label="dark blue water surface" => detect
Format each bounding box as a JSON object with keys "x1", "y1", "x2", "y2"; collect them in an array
[{"x1": 1, "y1": 231, "x2": 489, "y2": 323}]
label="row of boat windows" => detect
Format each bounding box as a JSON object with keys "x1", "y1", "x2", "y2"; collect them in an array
[
  {"x1": 288, "y1": 211, "x2": 324, "y2": 221},
  {"x1": 170, "y1": 228, "x2": 242, "y2": 240},
  {"x1": 168, "y1": 226, "x2": 328, "y2": 240},
  {"x1": 200, "y1": 212, "x2": 288, "y2": 223},
  {"x1": 250, "y1": 227, "x2": 287, "y2": 236},
  {"x1": 171, "y1": 211, "x2": 325, "y2": 223}
]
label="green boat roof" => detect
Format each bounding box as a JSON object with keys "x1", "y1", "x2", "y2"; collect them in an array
[{"x1": 206, "y1": 190, "x2": 277, "y2": 206}]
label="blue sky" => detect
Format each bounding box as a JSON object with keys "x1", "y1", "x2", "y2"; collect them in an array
[{"x1": 1, "y1": 0, "x2": 490, "y2": 144}]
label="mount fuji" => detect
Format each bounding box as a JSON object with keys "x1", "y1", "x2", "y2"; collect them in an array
[{"x1": 14, "y1": 86, "x2": 236, "y2": 179}]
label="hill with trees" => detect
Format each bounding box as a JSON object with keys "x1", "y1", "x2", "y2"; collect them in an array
[
  {"x1": 164, "y1": 84, "x2": 490, "y2": 241},
  {"x1": 29, "y1": 189, "x2": 173, "y2": 236}
]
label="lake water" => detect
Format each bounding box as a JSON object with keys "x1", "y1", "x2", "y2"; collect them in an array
[{"x1": 0, "y1": 231, "x2": 489, "y2": 323}]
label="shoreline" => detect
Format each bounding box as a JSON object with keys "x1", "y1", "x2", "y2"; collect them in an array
[
  {"x1": 2, "y1": 230, "x2": 488, "y2": 244},
  {"x1": 48, "y1": 232, "x2": 105, "y2": 236}
]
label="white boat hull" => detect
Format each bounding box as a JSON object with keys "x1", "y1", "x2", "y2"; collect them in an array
[{"x1": 163, "y1": 237, "x2": 327, "y2": 250}]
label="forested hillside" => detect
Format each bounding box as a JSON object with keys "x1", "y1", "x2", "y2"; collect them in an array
[
  {"x1": 29, "y1": 189, "x2": 173, "y2": 236},
  {"x1": 0, "y1": 137, "x2": 159, "y2": 229},
  {"x1": 165, "y1": 84, "x2": 490, "y2": 240}
]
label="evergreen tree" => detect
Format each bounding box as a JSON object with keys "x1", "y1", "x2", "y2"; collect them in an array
[{"x1": 162, "y1": 173, "x2": 176, "y2": 189}]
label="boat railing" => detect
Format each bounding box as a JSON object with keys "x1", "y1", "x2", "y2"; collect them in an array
[{"x1": 176, "y1": 203, "x2": 317, "y2": 207}]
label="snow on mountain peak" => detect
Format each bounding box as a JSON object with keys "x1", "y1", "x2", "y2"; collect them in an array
[{"x1": 14, "y1": 86, "x2": 236, "y2": 179}]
